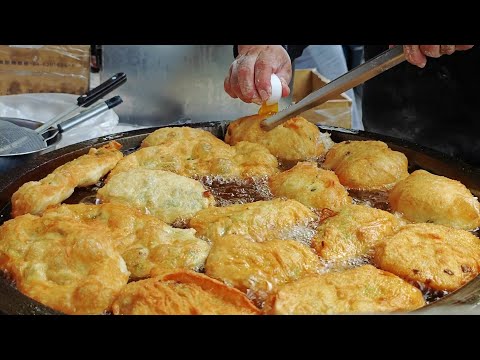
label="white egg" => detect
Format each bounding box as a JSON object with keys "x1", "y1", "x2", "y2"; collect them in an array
[{"x1": 266, "y1": 74, "x2": 282, "y2": 105}]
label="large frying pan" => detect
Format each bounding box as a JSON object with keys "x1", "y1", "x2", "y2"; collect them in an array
[{"x1": 1, "y1": 122, "x2": 479, "y2": 315}]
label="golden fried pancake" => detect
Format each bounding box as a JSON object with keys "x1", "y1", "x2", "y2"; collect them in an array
[
  {"x1": 266, "y1": 265, "x2": 425, "y2": 314},
  {"x1": 0, "y1": 213, "x2": 129, "y2": 314},
  {"x1": 225, "y1": 114, "x2": 332, "y2": 161},
  {"x1": 112, "y1": 270, "x2": 260, "y2": 315},
  {"x1": 373, "y1": 223, "x2": 480, "y2": 292},
  {"x1": 389, "y1": 170, "x2": 480, "y2": 230},
  {"x1": 269, "y1": 161, "x2": 351, "y2": 211},
  {"x1": 322, "y1": 140, "x2": 409, "y2": 190},
  {"x1": 189, "y1": 198, "x2": 318, "y2": 244},
  {"x1": 141, "y1": 126, "x2": 226, "y2": 148},
  {"x1": 11, "y1": 141, "x2": 123, "y2": 218},
  {"x1": 97, "y1": 169, "x2": 215, "y2": 224},
  {"x1": 311, "y1": 204, "x2": 403, "y2": 263},
  {"x1": 109, "y1": 139, "x2": 278, "y2": 180},
  {"x1": 205, "y1": 235, "x2": 321, "y2": 300},
  {"x1": 40, "y1": 203, "x2": 211, "y2": 279}
]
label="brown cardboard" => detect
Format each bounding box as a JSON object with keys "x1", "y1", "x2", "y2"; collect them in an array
[
  {"x1": 292, "y1": 68, "x2": 352, "y2": 128},
  {"x1": 0, "y1": 45, "x2": 90, "y2": 95}
]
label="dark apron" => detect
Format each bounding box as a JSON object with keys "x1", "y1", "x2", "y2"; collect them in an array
[{"x1": 362, "y1": 45, "x2": 480, "y2": 167}]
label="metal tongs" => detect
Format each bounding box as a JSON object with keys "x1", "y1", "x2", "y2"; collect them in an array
[
  {"x1": 261, "y1": 45, "x2": 406, "y2": 131},
  {"x1": 36, "y1": 72, "x2": 127, "y2": 133},
  {"x1": 0, "y1": 73, "x2": 127, "y2": 155}
]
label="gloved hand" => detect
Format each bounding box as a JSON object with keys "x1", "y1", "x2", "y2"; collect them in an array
[{"x1": 224, "y1": 45, "x2": 292, "y2": 104}]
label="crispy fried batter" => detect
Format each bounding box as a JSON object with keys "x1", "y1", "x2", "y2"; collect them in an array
[
  {"x1": 389, "y1": 170, "x2": 480, "y2": 230},
  {"x1": 189, "y1": 198, "x2": 318, "y2": 244},
  {"x1": 141, "y1": 126, "x2": 226, "y2": 148},
  {"x1": 269, "y1": 161, "x2": 351, "y2": 211},
  {"x1": 322, "y1": 140, "x2": 409, "y2": 190},
  {"x1": 373, "y1": 223, "x2": 480, "y2": 292},
  {"x1": 311, "y1": 204, "x2": 403, "y2": 263},
  {"x1": 97, "y1": 169, "x2": 216, "y2": 224},
  {"x1": 0, "y1": 212, "x2": 129, "y2": 314},
  {"x1": 11, "y1": 141, "x2": 123, "y2": 218},
  {"x1": 205, "y1": 235, "x2": 321, "y2": 300},
  {"x1": 266, "y1": 265, "x2": 425, "y2": 314},
  {"x1": 109, "y1": 139, "x2": 278, "y2": 180},
  {"x1": 112, "y1": 270, "x2": 260, "y2": 315},
  {"x1": 40, "y1": 203, "x2": 211, "y2": 279},
  {"x1": 225, "y1": 114, "x2": 332, "y2": 161}
]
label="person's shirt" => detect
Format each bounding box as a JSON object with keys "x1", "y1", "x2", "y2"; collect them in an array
[{"x1": 362, "y1": 45, "x2": 480, "y2": 167}]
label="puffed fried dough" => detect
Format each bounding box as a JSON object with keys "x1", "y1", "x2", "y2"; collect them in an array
[
  {"x1": 322, "y1": 140, "x2": 409, "y2": 190},
  {"x1": 225, "y1": 114, "x2": 331, "y2": 161},
  {"x1": 389, "y1": 170, "x2": 480, "y2": 230},
  {"x1": 189, "y1": 198, "x2": 318, "y2": 244},
  {"x1": 97, "y1": 169, "x2": 215, "y2": 224},
  {"x1": 11, "y1": 141, "x2": 123, "y2": 218},
  {"x1": 41, "y1": 203, "x2": 211, "y2": 279},
  {"x1": 205, "y1": 235, "x2": 321, "y2": 298},
  {"x1": 269, "y1": 161, "x2": 351, "y2": 212},
  {"x1": 109, "y1": 139, "x2": 279, "y2": 179},
  {"x1": 112, "y1": 270, "x2": 260, "y2": 315},
  {"x1": 141, "y1": 126, "x2": 227, "y2": 148},
  {"x1": 373, "y1": 223, "x2": 480, "y2": 292},
  {"x1": 0, "y1": 213, "x2": 129, "y2": 314},
  {"x1": 311, "y1": 204, "x2": 403, "y2": 263},
  {"x1": 266, "y1": 265, "x2": 425, "y2": 314}
]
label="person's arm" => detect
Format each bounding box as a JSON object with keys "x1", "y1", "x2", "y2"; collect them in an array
[{"x1": 225, "y1": 45, "x2": 307, "y2": 104}]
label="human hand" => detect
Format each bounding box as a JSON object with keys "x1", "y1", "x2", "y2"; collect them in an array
[
  {"x1": 390, "y1": 45, "x2": 474, "y2": 68},
  {"x1": 224, "y1": 45, "x2": 292, "y2": 104}
]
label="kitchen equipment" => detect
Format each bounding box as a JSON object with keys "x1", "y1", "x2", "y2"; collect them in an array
[
  {"x1": 36, "y1": 73, "x2": 127, "y2": 133},
  {"x1": 0, "y1": 122, "x2": 479, "y2": 314},
  {"x1": 261, "y1": 45, "x2": 406, "y2": 130},
  {"x1": 0, "y1": 73, "x2": 127, "y2": 155},
  {"x1": 0, "y1": 118, "x2": 61, "y2": 173},
  {"x1": 56, "y1": 96, "x2": 123, "y2": 133},
  {"x1": 0, "y1": 96, "x2": 123, "y2": 156},
  {"x1": 0, "y1": 96, "x2": 123, "y2": 173}
]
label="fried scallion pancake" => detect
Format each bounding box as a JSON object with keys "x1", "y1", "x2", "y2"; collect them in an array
[
  {"x1": 322, "y1": 140, "x2": 409, "y2": 191},
  {"x1": 266, "y1": 265, "x2": 425, "y2": 314},
  {"x1": 189, "y1": 198, "x2": 318, "y2": 244},
  {"x1": 11, "y1": 141, "x2": 123, "y2": 218},
  {"x1": 0, "y1": 212, "x2": 129, "y2": 314},
  {"x1": 311, "y1": 204, "x2": 403, "y2": 264},
  {"x1": 373, "y1": 223, "x2": 480, "y2": 292},
  {"x1": 205, "y1": 235, "x2": 321, "y2": 300},
  {"x1": 97, "y1": 169, "x2": 215, "y2": 224},
  {"x1": 269, "y1": 161, "x2": 351, "y2": 212},
  {"x1": 225, "y1": 115, "x2": 333, "y2": 162},
  {"x1": 389, "y1": 170, "x2": 480, "y2": 230},
  {"x1": 109, "y1": 139, "x2": 279, "y2": 180},
  {"x1": 141, "y1": 126, "x2": 226, "y2": 148},
  {"x1": 38, "y1": 203, "x2": 211, "y2": 279},
  {"x1": 112, "y1": 270, "x2": 260, "y2": 315}
]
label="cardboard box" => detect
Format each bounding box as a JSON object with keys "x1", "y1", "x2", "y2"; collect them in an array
[
  {"x1": 293, "y1": 68, "x2": 352, "y2": 128},
  {"x1": 0, "y1": 45, "x2": 90, "y2": 95}
]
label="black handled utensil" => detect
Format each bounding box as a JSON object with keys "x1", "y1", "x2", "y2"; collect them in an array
[
  {"x1": 0, "y1": 96, "x2": 123, "y2": 156},
  {"x1": 35, "y1": 72, "x2": 127, "y2": 133},
  {"x1": 0, "y1": 73, "x2": 127, "y2": 155}
]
